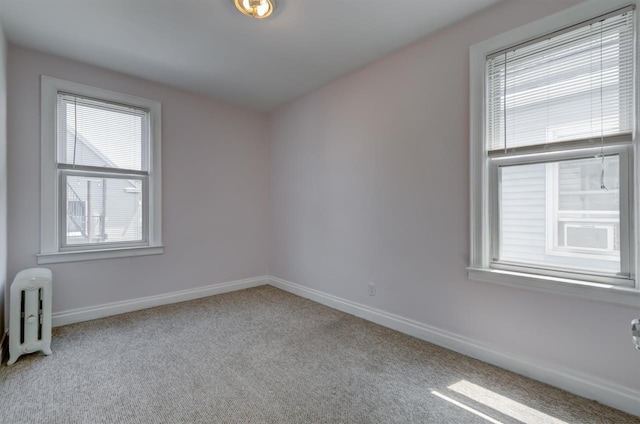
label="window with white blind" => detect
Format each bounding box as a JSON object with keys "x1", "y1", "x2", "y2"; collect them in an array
[
  {"x1": 39, "y1": 77, "x2": 163, "y2": 264},
  {"x1": 469, "y1": 1, "x2": 640, "y2": 303}
]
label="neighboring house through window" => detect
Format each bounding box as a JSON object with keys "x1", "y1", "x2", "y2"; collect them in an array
[
  {"x1": 39, "y1": 77, "x2": 163, "y2": 264},
  {"x1": 469, "y1": 0, "x2": 640, "y2": 306}
]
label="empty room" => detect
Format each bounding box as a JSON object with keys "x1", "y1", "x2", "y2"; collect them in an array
[{"x1": 1, "y1": 0, "x2": 639, "y2": 422}]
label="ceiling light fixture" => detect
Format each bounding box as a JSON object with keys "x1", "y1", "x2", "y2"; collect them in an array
[{"x1": 233, "y1": 0, "x2": 277, "y2": 19}]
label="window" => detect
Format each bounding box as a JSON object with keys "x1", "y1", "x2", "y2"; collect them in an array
[
  {"x1": 470, "y1": 1, "x2": 640, "y2": 304},
  {"x1": 499, "y1": 154, "x2": 626, "y2": 276},
  {"x1": 39, "y1": 77, "x2": 163, "y2": 264},
  {"x1": 546, "y1": 157, "x2": 620, "y2": 262}
]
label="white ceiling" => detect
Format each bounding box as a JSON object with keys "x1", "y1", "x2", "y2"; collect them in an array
[{"x1": 0, "y1": 0, "x2": 501, "y2": 110}]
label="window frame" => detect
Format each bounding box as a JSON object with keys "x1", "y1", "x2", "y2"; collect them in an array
[
  {"x1": 544, "y1": 156, "x2": 621, "y2": 261},
  {"x1": 490, "y1": 146, "x2": 633, "y2": 286},
  {"x1": 38, "y1": 76, "x2": 163, "y2": 264},
  {"x1": 58, "y1": 171, "x2": 149, "y2": 250},
  {"x1": 469, "y1": 0, "x2": 640, "y2": 306}
]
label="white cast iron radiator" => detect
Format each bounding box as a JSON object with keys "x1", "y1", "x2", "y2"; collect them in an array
[{"x1": 8, "y1": 268, "x2": 53, "y2": 366}]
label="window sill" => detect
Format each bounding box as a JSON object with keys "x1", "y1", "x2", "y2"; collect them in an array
[
  {"x1": 37, "y1": 245, "x2": 164, "y2": 264},
  {"x1": 467, "y1": 267, "x2": 640, "y2": 307}
]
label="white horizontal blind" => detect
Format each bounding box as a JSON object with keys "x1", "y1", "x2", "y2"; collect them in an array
[
  {"x1": 57, "y1": 93, "x2": 148, "y2": 171},
  {"x1": 487, "y1": 7, "x2": 634, "y2": 154}
]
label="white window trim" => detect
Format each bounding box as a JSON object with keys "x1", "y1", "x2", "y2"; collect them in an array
[
  {"x1": 38, "y1": 76, "x2": 163, "y2": 264},
  {"x1": 469, "y1": 0, "x2": 640, "y2": 306}
]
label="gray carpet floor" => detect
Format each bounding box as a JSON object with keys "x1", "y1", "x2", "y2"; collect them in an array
[{"x1": 1, "y1": 285, "x2": 638, "y2": 424}]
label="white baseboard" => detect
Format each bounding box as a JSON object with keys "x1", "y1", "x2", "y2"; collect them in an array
[
  {"x1": 268, "y1": 276, "x2": 640, "y2": 418},
  {"x1": 52, "y1": 275, "x2": 268, "y2": 327},
  {"x1": 46, "y1": 273, "x2": 639, "y2": 416}
]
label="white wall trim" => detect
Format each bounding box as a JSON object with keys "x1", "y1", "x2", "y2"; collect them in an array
[
  {"x1": 468, "y1": 267, "x2": 640, "y2": 308},
  {"x1": 52, "y1": 275, "x2": 268, "y2": 327},
  {"x1": 40, "y1": 75, "x2": 163, "y2": 261},
  {"x1": 38, "y1": 245, "x2": 165, "y2": 265},
  {"x1": 268, "y1": 275, "x2": 640, "y2": 418},
  {"x1": 45, "y1": 273, "x2": 639, "y2": 416}
]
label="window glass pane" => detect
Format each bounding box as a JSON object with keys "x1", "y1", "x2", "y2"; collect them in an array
[
  {"x1": 58, "y1": 94, "x2": 146, "y2": 170},
  {"x1": 65, "y1": 175, "x2": 144, "y2": 245},
  {"x1": 499, "y1": 155, "x2": 620, "y2": 274}
]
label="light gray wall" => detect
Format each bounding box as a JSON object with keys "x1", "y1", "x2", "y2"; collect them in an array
[
  {"x1": 0, "y1": 23, "x2": 6, "y2": 337},
  {"x1": 268, "y1": 0, "x2": 640, "y2": 394},
  {"x1": 7, "y1": 45, "x2": 269, "y2": 313}
]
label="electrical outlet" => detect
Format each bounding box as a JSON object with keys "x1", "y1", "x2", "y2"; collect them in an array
[{"x1": 368, "y1": 282, "x2": 376, "y2": 296}]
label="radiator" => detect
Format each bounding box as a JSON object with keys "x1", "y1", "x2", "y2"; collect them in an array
[{"x1": 8, "y1": 268, "x2": 53, "y2": 366}]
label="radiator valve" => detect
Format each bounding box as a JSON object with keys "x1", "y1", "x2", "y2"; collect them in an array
[{"x1": 633, "y1": 319, "x2": 640, "y2": 350}]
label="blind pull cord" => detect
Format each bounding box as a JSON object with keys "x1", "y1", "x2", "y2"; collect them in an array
[
  {"x1": 598, "y1": 21, "x2": 607, "y2": 191},
  {"x1": 589, "y1": 24, "x2": 594, "y2": 156},
  {"x1": 503, "y1": 51, "x2": 507, "y2": 154},
  {"x1": 72, "y1": 96, "x2": 78, "y2": 168}
]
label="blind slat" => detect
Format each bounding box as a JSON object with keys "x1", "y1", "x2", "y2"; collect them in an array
[
  {"x1": 486, "y1": 9, "x2": 634, "y2": 153},
  {"x1": 57, "y1": 94, "x2": 148, "y2": 171}
]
